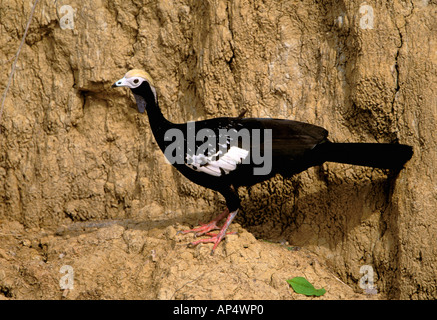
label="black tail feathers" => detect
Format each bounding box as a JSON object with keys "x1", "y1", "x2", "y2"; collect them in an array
[{"x1": 314, "y1": 142, "x2": 413, "y2": 170}]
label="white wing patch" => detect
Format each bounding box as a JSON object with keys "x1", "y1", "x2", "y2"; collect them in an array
[{"x1": 186, "y1": 146, "x2": 249, "y2": 177}]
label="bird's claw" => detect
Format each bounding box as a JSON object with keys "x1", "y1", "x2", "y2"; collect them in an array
[
  {"x1": 185, "y1": 231, "x2": 238, "y2": 254},
  {"x1": 178, "y1": 208, "x2": 237, "y2": 254}
]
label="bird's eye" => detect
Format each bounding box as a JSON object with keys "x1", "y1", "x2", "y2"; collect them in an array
[{"x1": 133, "y1": 79, "x2": 139, "y2": 84}]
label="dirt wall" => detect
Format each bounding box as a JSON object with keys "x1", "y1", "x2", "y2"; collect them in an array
[{"x1": 0, "y1": 0, "x2": 436, "y2": 299}]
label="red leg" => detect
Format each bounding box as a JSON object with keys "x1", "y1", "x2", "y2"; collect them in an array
[
  {"x1": 187, "y1": 209, "x2": 239, "y2": 255},
  {"x1": 178, "y1": 208, "x2": 230, "y2": 236}
]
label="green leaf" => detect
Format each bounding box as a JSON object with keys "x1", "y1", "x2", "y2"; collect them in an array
[{"x1": 287, "y1": 277, "x2": 326, "y2": 297}]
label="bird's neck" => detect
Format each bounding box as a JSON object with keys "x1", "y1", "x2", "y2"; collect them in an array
[{"x1": 132, "y1": 84, "x2": 173, "y2": 151}]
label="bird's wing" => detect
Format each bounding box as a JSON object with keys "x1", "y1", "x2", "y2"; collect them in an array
[
  {"x1": 182, "y1": 118, "x2": 250, "y2": 177},
  {"x1": 178, "y1": 117, "x2": 328, "y2": 177},
  {"x1": 243, "y1": 118, "x2": 329, "y2": 159}
]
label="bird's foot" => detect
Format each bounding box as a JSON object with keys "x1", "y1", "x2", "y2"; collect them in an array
[
  {"x1": 187, "y1": 231, "x2": 235, "y2": 255},
  {"x1": 182, "y1": 209, "x2": 239, "y2": 255},
  {"x1": 177, "y1": 208, "x2": 230, "y2": 237}
]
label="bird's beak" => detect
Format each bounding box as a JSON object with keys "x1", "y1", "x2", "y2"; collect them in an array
[{"x1": 112, "y1": 77, "x2": 127, "y2": 88}]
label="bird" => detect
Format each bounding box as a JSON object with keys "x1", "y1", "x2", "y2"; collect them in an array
[{"x1": 112, "y1": 69, "x2": 413, "y2": 255}]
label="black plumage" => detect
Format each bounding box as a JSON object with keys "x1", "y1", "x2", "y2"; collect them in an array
[{"x1": 112, "y1": 69, "x2": 413, "y2": 254}]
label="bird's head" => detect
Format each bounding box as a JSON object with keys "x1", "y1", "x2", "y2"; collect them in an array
[{"x1": 112, "y1": 69, "x2": 157, "y2": 113}]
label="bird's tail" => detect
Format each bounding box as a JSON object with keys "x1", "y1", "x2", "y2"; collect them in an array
[{"x1": 314, "y1": 142, "x2": 413, "y2": 169}]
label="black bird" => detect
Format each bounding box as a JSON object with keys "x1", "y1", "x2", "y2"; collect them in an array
[{"x1": 112, "y1": 69, "x2": 413, "y2": 254}]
